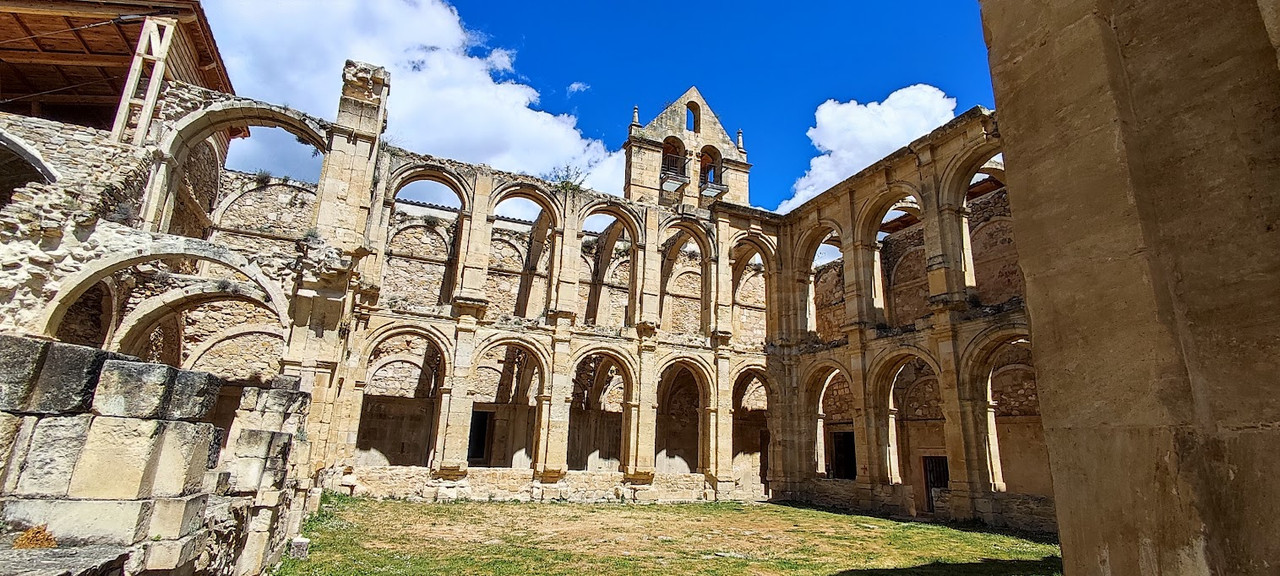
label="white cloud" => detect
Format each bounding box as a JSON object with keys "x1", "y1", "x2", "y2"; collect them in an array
[
  {"x1": 779, "y1": 84, "x2": 957, "y2": 213},
  {"x1": 205, "y1": 1, "x2": 623, "y2": 195},
  {"x1": 567, "y1": 81, "x2": 590, "y2": 95}
]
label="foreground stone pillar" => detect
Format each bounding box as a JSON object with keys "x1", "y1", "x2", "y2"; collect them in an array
[{"x1": 980, "y1": 1, "x2": 1280, "y2": 573}]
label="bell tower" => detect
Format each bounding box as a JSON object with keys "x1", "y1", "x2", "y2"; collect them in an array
[{"x1": 623, "y1": 87, "x2": 750, "y2": 207}]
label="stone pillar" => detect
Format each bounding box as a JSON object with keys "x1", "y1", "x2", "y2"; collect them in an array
[
  {"x1": 627, "y1": 324, "x2": 659, "y2": 479},
  {"x1": 535, "y1": 311, "x2": 575, "y2": 481},
  {"x1": 287, "y1": 61, "x2": 389, "y2": 470},
  {"x1": 637, "y1": 211, "x2": 663, "y2": 325},
  {"x1": 454, "y1": 171, "x2": 495, "y2": 306},
  {"x1": 710, "y1": 341, "x2": 734, "y2": 494},
  {"x1": 980, "y1": 1, "x2": 1280, "y2": 573},
  {"x1": 432, "y1": 310, "x2": 481, "y2": 475}
]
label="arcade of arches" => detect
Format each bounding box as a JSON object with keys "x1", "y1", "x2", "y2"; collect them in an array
[{"x1": 0, "y1": 65, "x2": 1054, "y2": 532}]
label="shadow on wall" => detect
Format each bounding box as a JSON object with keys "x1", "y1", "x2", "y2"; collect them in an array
[{"x1": 829, "y1": 557, "x2": 1063, "y2": 576}]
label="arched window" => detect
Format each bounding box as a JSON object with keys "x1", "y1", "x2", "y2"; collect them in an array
[
  {"x1": 662, "y1": 137, "x2": 687, "y2": 177},
  {"x1": 579, "y1": 212, "x2": 636, "y2": 327},
  {"x1": 699, "y1": 146, "x2": 722, "y2": 186},
  {"x1": 568, "y1": 353, "x2": 628, "y2": 471},
  {"x1": 686, "y1": 102, "x2": 701, "y2": 133},
  {"x1": 382, "y1": 178, "x2": 466, "y2": 311}
]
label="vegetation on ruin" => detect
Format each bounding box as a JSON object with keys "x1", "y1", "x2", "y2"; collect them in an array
[{"x1": 276, "y1": 493, "x2": 1062, "y2": 576}]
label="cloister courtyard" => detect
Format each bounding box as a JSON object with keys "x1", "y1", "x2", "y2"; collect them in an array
[{"x1": 277, "y1": 495, "x2": 1062, "y2": 576}]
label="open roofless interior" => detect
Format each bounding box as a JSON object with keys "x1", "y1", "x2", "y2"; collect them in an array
[{"x1": 0, "y1": 1, "x2": 1276, "y2": 575}]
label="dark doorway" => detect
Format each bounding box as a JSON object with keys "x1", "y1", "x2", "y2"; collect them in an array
[
  {"x1": 467, "y1": 410, "x2": 493, "y2": 466},
  {"x1": 922, "y1": 455, "x2": 950, "y2": 513},
  {"x1": 830, "y1": 431, "x2": 857, "y2": 480},
  {"x1": 759, "y1": 429, "x2": 770, "y2": 485}
]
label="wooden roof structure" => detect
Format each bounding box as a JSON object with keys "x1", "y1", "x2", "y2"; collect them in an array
[{"x1": 0, "y1": 0, "x2": 233, "y2": 129}]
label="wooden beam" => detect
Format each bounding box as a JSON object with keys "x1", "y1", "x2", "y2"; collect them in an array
[
  {"x1": 0, "y1": 1, "x2": 196, "y2": 21},
  {"x1": 1, "y1": 93, "x2": 119, "y2": 105},
  {"x1": 0, "y1": 49, "x2": 131, "y2": 68}
]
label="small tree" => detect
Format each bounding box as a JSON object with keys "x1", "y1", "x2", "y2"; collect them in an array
[{"x1": 541, "y1": 163, "x2": 588, "y2": 194}]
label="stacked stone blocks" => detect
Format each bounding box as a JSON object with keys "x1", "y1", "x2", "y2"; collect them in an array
[
  {"x1": 0, "y1": 334, "x2": 313, "y2": 575},
  {"x1": 0, "y1": 335, "x2": 219, "y2": 573}
]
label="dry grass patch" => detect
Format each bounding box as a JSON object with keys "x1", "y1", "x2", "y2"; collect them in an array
[{"x1": 277, "y1": 493, "x2": 1061, "y2": 576}]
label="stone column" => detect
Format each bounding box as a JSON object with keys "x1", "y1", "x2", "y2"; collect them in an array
[
  {"x1": 980, "y1": 1, "x2": 1280, "y2": 573},
  {"x1": 637, "y1": 211, "x2": 663, "y2": 325},
  {"x1": 627, "y1": 325, "x2": 659, "y2": 479},
  {"x1": 432, "y1": 310, "x2": 481, "y2": 475},
  {"x1": 535, "y1": 311, "x2": 574, "y2": 481},
  {"x1": 454, "y1": 171, "x2": 495, "y2": 306},
  {"x1": 710, "y1": 340, "x2": 734, "y2": 494}
]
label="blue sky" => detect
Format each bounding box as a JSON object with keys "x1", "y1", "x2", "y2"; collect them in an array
[{"x1": 208, "y1": 1, "x2": 993, "y2": 212}]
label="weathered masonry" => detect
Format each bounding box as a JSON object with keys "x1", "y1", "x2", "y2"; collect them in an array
[
  {"x1": 0, "y1": 1, "x2": 1067, "y2": 571},
  {"x1": 3, "y1": 1, "x2": 1276, "y2": 575},
  {"x1": 0, "y1": 56, "x2": 1053, "y2": 531}
]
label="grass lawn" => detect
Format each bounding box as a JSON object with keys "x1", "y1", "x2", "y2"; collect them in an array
[{"x1": 276, "y1": 493, "x2": 1061, "y2": 576}]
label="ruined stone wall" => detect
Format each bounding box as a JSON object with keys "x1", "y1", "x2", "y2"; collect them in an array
[
  {"x1": 0, "y1": 73, "x2": 1059, "y2": 543},
  {"x1": 0, "y1": 335, "x2": 312, "y2": 575},
  {"x1": 813, "y1": 260, "x2": 845, "y2": 340},
  {"x1": 967, "y1": 191, "x2": 1023, "y2": 306},
  {"x1": 881, "y1": 227, "x2": 928, "y2": 327},
  {"x1": 0, "y1": 113, "x2": 151, "y2": 334}
]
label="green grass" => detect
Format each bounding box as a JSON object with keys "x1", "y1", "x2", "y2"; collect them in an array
[{"x1": 276, "y1": 493, "x2": 1061, "y2": 576}]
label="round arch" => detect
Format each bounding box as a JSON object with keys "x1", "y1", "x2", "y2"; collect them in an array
[
  {"x1": 146, "y1": 100, "x2": 329, "y2": 230},
  {"x1": 659, "y1": 217, "x2": 715, "y2": 258},
  {"x1": 359, "y1": 322, "x2": 457, "y2": 378},
  {"x1": 568, "y1": 344, "x2": 639, "y2": 385},
  {"x1": 960, "y1": 322, "x2": 1032, "y2": 402},
  {"x1": 470, "y1": 333, "x2": 553, "y2": 380},
  {"x1": 160, "y1": 100, "x2": 328, "y2": 164},
  {"x1": 655, "y1": 354, "x2": 716, "y2": 408},
  {"x1": 939, "y1": 136, "x2": 1003, "y2": 211},
  {"x1": 731, "y1": 366, "x2": 775, "y2": 410},
  {"x1": 794, "y1": 219, "x2": 845, "y2": 271},
  {"x1": 386, "y1": 163, "x2": 473, "y2": 213},
  {"x1": 578, "y1": 198, "x2": 645, "y2": 246},
  {"x1": 853, "y1": 181, "x2": 926, "y2": 247},
  {"x1": 488, "y1": 181, "x2": 563, "y2": 229},
  {"x1": 800, "y1": 358, "x2": 855, "y2": 407},
  {"x1": 0, "y1": 129, "x2": 60, "y2": 183},
  {"x1": 183, "y1": 324, "x2": 286, "y2": 371},
  {"x1": 34, "y1": 240, "x2": 289, "y2": 339},
  {"x1": 865, "y1": 345, "x2": 944, "y2": 408},
  {"x1": 210, "y1": 182, "x2": 316, "y2": 227},
  {"x1": 107, "y1": 282, "x2": 284, "y2": 355},
  {"x1": 728, "y1": 232, "x2": 778, "y2": 273}
]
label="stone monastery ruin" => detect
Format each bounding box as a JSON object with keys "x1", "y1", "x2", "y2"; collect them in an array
[{"x1": 0, "y1": 0, "x2": 1277, "y2": 575}]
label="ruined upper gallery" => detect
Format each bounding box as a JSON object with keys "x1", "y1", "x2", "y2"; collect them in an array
[{"x1": 10, "y1": 1, "x2": 1273, "y2": 575}]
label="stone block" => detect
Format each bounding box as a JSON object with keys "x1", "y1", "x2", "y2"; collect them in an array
[
  {"x1": 0, "y1": 335, "x2": 47, "y2": 411},
  {"x1": 162, "y1": 370, "x2": 222, "y2": 421},
  {"x1": 233, "y1": 530, "x2": 271, "y2": 576},
  {"x1": 270, "y1": 375, "x2": 301, "y2": 391},
  {"x1": 248, "y1": 506, "x2": 278, "y2": 532},
  {"x1": 289, "y1": 536, "x2": 310, "y2": 560},
  {"x1": 147, "y1": 494, "x2": 208, "y2": 540},
  {"x1": 143, "y1": 531, "x2": 205, "y2": 572},
  {"x1": 0, "y1": 413, "x2": 24, "y2": 474},
  {"x1": 151, "y1": 421, "x2": 215, "y2": 498},
  {"x1": 228, "y1": 457, "x2": 265, "y2": 494},
  {"x1": 255, "y1": 489, "x2": 283, "y2": 507},
  {"x1": 208, "y1": 427, "x2": 225, "y2": 469},
  {"x1": 203, "y1": 470, "x2": 231, "y2": 495},
  {"x1": 67, "y1": 417, "x2": 162, "y2": 500},
  {"x1": 238, "y1": 387, "x2": 260, "y2": 411},
  {"x1": 2, "y1": 498, "x2": 153, "y2": 545},
  {"x1": 28, "y1": 342, "x2": 120, "y2": 414},
  {"x1": 93, "y1": 360, "x2": 175, "y2": 419},
  {"x1": 15, "y1": 414, "x2": 93, "y2": 497},
  {"x1": 0, "y1": 416, "x2": 37, "y2": 494}
]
